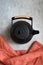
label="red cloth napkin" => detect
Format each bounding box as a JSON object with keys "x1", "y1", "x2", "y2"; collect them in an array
[{"x1": 0, "y1": 35, "x2": 43, "y2": 65}]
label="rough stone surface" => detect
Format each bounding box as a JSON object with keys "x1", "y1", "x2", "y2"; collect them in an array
[{"x1": 0, "y1": 0, "x2": 43, "y2": 50}]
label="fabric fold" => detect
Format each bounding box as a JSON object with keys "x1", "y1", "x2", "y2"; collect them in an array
[{"x1": 0, "y1": 35, "x2": 43, "y2": 65}]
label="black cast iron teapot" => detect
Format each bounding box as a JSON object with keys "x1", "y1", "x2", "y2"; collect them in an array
[{"x1": 10, "y1": 16, "x2": 39, "y2": 44}]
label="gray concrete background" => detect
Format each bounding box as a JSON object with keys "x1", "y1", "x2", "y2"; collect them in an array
[{"x1": 0, "y1": 0, "x2": 43, "y2": 50}]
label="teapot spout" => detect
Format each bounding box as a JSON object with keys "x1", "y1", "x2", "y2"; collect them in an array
[{"x1": 32, "y1": 30, "x2": 39, "y2": 35}]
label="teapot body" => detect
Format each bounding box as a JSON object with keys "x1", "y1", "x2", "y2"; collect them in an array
[{"x1": 10, "y1": 16, "x2": 39, "y2": 44}]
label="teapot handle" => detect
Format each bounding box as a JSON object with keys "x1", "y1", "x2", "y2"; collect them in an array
[{"x1": 11, "y1": 16, "x2": 33, "y2": 27}]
